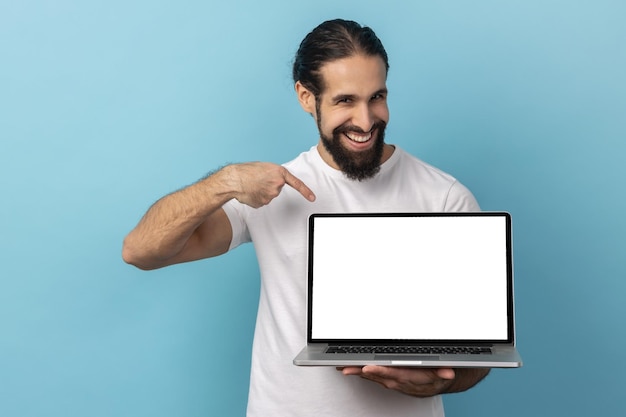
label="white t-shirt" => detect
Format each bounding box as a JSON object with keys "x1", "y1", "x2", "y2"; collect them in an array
[{"x1": 222, "y1": 145, "x2": 480, "y2": 417}]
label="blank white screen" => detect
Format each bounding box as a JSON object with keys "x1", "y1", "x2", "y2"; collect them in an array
[{"x1": 310, "y1": 215, "x2": 509, "y2": 340}]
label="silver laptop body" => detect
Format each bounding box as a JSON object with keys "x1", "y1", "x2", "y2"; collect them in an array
[{"x1": 293, "y1": 212, "x2": 523, "y2": 368}]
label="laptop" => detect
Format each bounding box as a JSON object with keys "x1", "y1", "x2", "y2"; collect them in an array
[{"x1": 293, "y1": 212, "x2": 523, "y2": 368}]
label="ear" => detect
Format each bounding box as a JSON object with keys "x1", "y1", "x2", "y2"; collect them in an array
[{"x1": 295, "y1": 81, "x2": 316, "y2": 115}]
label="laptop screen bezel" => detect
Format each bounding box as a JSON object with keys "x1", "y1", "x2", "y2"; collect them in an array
[{"x1": 306, "y1": 212, "x2": 515, "y2": 346}]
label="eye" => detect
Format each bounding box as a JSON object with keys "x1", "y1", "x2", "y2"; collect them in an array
[{"x1": 371, "y1": 93, "x2": 386, "y2": 101}]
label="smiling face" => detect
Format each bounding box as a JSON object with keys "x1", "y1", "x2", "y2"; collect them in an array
[{"x1": 296, "y1": 54, "x2": 392, "y2": 180}]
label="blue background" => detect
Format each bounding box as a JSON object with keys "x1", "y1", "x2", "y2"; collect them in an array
[{"x1": 2, "y1": 1, "x2": 624, "y2": 416}]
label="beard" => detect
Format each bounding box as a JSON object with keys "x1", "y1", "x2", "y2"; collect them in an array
[{"x1": 318, "y1": 119, "x2": 387, "y2": 181}]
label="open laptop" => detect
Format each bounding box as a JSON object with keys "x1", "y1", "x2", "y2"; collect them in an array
[{"x1": 293, "y1": 212, "x2": 522, "y2": 368}]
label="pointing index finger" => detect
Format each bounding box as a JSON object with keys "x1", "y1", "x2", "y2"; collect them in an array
[{"x1": 283, "y1": 169, "x2": 316, "y2": 202}]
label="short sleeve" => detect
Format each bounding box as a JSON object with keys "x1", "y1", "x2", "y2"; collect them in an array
[
  {"x1": 222, "y1": 199, "x2": 252, "y2": 250},
  {"x1": 444, "y1": 181, "x2": 481, "y2": 212}
]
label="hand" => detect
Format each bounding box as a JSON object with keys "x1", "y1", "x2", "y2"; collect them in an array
[
  {"x1": 227, "y1": 162, "x2": 315, "y2": 208},
  {"x1": 338, "y1": 366, "x2": 456, "y2": 397}
]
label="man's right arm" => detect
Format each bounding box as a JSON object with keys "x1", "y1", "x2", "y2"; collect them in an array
[{"x1": 122, "y1": 162, "x2": 315, "y2": 270}]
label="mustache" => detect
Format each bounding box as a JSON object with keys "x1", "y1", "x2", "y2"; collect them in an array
[{"x1": 333, "y1": 120, "x2": 387, "y2": 136}]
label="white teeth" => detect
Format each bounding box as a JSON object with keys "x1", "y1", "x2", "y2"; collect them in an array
[{"x1": 346, "y1": 132, "x2": 372, "y2": 143}]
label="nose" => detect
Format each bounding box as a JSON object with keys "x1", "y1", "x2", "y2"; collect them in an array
[{"x1": 351, "y1": 103, "x2": 375, "y2": 132}]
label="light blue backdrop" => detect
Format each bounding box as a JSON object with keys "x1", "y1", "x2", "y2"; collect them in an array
[{"x1": 2, "y1": 1, "x2": 624, "y2": 416}]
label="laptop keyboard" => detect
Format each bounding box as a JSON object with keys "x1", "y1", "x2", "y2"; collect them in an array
[{"x1": 325, "y1": 345, "x2": 492, "y2": 355}]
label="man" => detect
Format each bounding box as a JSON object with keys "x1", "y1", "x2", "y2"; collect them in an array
[{"x1": 123, "y1": 19, "x2": 489, "y2": 416}]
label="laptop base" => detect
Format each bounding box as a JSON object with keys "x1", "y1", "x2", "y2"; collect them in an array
[{"x1": 294, "y1": 344, "x2": 522, "y2": 368}]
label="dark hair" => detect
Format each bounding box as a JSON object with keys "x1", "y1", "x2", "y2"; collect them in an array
[{"x1": 292, "y1": 19, "x2": 389, "y2": 97}]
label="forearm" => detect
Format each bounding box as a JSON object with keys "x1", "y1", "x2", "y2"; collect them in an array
[
  {"x1": 122, "y1": 166, "x2": 238, "y2": 269},
  {"x1": 123, "y1": 161, "x2": 315, "y2": 269},
  {"x1": 441, "y1": 368, "x2": 490, "y2": 394}
]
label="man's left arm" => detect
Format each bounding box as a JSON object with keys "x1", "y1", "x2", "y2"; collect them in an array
[{"x1": 340, "y1": 366, "x2": 490, "y2": 397}]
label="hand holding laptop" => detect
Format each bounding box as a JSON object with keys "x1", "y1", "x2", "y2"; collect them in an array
[
  {"x1": 340, "y1": 366, "x2": 456, "y2": 397},
  {"x1": 339, "y1": 366, "x2": 490, "y2": 397}
]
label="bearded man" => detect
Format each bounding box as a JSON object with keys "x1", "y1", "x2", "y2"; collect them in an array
[{"x1": 123, "y1": 18, "x2": 488, "y2": 417}]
